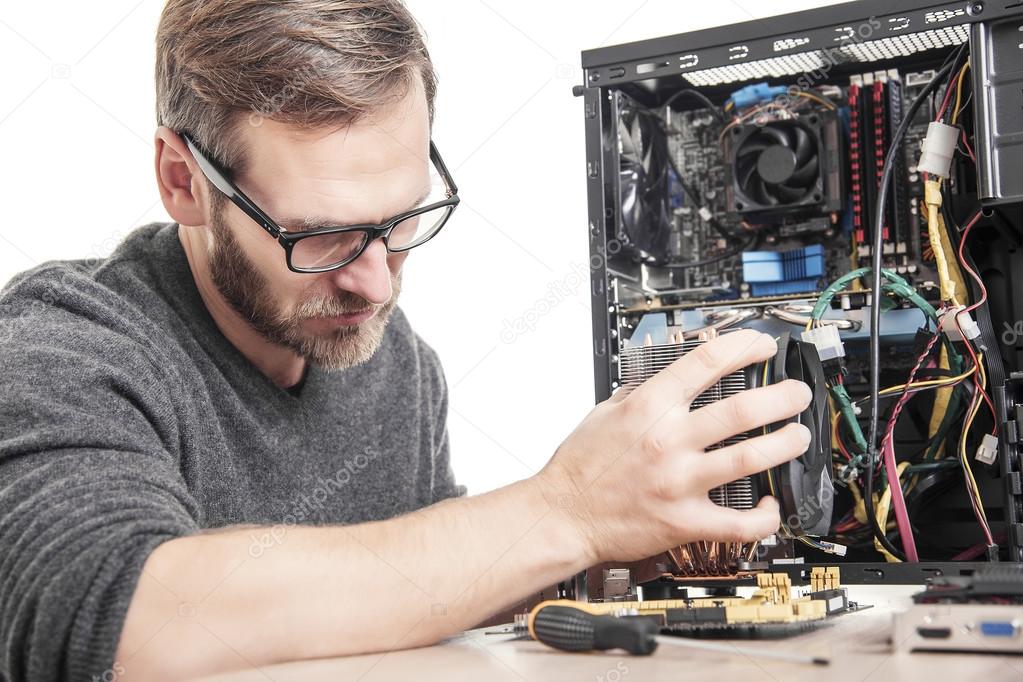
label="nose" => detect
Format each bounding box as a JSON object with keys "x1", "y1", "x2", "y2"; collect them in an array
[{"x1": 324, "y1": 237, "x2": 394, "y2": 306}]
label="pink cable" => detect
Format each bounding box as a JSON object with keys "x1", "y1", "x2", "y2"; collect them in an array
[
  {"x1": 880, "y1": 439, "x2": 918, "y2": 561},
  {"x1": 958, "y1": 211, "x2": 985, "y2": 313},
  {"x1": 878, "y1": 331, "x2": 943, "y2": 562}
]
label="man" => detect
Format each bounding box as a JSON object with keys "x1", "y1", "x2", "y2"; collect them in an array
[{"x1": 0, "y1": 1, "x2": 812, "y2": 679}]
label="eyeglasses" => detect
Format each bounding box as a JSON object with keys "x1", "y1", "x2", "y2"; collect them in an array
[{"x1": 181, "y1": 131, "x2": 459, "y2": 273}]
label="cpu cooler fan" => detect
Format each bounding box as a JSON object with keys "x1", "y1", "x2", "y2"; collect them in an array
[
  {"x1": 759, "y1": 332, "x2": 833, "y2": 538},
  {"x1": 727, "y1": 112, "x2": 843, "y2": 218},
  {"x1": 618, "y1": 331, "x2": 833, "y2": 576}
]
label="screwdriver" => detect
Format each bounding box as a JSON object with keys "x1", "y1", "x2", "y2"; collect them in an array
[{"x1": 526, "y1": 600, "x2": 829, "y2": 666}]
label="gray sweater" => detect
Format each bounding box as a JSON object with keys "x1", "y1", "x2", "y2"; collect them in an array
[{"x1": 0, "y1": 223, "x2": 464, "y2": 682}]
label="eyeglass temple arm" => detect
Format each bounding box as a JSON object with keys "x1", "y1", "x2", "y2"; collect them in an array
[
  {"x1": 182, "y1": 133, "x2": 284, "y2": 239},
  {"x1": 429, "y1": 141, "x2": 458, "y2": 196}
]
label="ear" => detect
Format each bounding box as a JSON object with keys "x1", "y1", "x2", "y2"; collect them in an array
[{"x1": 154, "y1": 126, "x2": 209, "y2": 228}]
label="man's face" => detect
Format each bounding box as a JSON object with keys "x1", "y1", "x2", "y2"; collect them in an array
[{"x1": 205, "y1": 80, "x2": 431, "y2": 370}]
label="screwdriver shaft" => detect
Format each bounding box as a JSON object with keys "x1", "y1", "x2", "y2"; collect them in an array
[{"x1": 655, "y1": 636, "x2": 829, "y2": 666}]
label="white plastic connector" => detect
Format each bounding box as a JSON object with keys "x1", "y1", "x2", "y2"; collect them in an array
[
  {"x1": 697, "y1": 206, "x2": 713, "y2": 223},
  {"x1": 976, "y1": 433, "x2": 999, "y2": 466},
  {"x1": 816, "y1": 540, "x2": 848, "y2": 556},
  {"x1": 917, "y1": 121, "x2": 959, "y2": 178},
  {"x1": 801, "y1": 324, "x2": 845, "y2": 363},
  {"x1": 939, "y1": 306, "x2": 981, "y2": 342}
]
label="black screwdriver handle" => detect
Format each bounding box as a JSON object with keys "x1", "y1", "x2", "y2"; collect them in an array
[{"x1": 531, "y1": 604, "x2": 659, "y2": 655}]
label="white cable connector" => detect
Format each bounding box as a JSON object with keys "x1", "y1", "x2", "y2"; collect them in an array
[
  {"x1": 939, "y1": 306, "x2": 981, "y2": 342},
  {"x1": 976, "y1": 434, "x2": 998, "y2": 465},
  {"x1": 976, "y1": 433, "x2": 999, "y2": 466},
  {"x1": 917, "y1": 121, "x2": 959, "y2": 178},
  {"x1": 816, "y1": 540, "x2": 848, "y2": 556},
  {"x1": 801, "y1": 324, "x2": 845, "y2": 363}
]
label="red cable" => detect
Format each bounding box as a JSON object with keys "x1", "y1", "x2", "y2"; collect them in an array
[
  {"x1": 956, "y1": 210, "x2": 997, "y2": 429},
  {"x1": 935, "y1": 68, "x2": 959, "y2": 122},
  {"x1": 959, "y1": 211, "x2": 986, "y2": 313}
]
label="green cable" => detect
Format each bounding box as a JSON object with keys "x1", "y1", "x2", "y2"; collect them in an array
[
  {"x1": 831, "y1": 383, "x2": 868, "y2": 454},
  {"x1": 810, "y1": 267, "x2": 937, "y2": 322}
]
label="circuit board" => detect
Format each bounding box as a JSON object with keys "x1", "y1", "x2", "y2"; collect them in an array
[
  {"x1": 617, "y1": 68, "x2": 947, "y2": 303},
  {"x1": 586, "y1": 567, "x2": 868, "y2": 639}
]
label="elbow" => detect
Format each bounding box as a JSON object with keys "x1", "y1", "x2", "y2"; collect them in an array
[{"x1": 113, "y1": 539, "x2": 213, "y2": 681}]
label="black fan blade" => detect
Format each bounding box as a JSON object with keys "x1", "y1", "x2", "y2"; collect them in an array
[
  {"x1": 792, "y1": 125, "x2": 814, "y2": 167},
  {"x1": 738, "y1": 157, "x2": 759, "y2": 191},
  {"x1": 761, "y1": 126, "x2": 789, "y2": 148},
  {"x1": 790, "y1": 154, "x2": 819, "y2": 186},
  {"x1": 619, "y1": 118, "x2": 640, "y2": 162},
  {"x1": 737, "y1": 139, "x2": 771, "y2": 160},
  {"x1": 755, "y1": 178, "x2": 779, "y2": 206},
  {"x1": 774, "y1": 183, "x2": 809, "y2": 203}
]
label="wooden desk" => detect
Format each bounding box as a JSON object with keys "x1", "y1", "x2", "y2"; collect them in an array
[{"x1": 199, "y1": 586, "x2": 1023, "y2": 681}]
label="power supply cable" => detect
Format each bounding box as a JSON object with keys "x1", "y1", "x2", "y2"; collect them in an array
[{"x1": 866, "y1": 56, "x2": 959, "y2": 562}]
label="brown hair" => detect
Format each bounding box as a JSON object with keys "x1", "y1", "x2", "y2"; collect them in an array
[{"x1": 155, "y1": 0, "x2": 436, "y2": 179}]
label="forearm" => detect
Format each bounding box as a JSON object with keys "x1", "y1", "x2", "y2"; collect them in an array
[{"x1": 117, "y1": 474, "x2": 588, "y2": 679}]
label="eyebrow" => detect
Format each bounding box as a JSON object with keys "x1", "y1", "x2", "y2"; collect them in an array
[{"x1": 278, "y1": 186, "x2": 434, "y2": 232}]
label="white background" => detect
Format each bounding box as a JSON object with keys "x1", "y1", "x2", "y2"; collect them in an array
[{"x1": 0, "y1": 0, "x2": 843, "y2": 494}]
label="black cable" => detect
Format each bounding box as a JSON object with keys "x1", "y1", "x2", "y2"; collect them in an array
[
  {"x1": 866, "y1": 54, "x2": 962, "y2": 562},
  {"x1": 661, "y1": 88, "x2": 726, "y2": 123},
  {"x1": 663, "y1": 151, "x2": 745, "y2": 243},
  {"x1": 655, "y1": 231, "x2": 758, "y2": 270}
]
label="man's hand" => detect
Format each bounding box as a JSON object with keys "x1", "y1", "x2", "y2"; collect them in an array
[{"x1": 536, "y1": 329, "x2": 813, "y2": 565}]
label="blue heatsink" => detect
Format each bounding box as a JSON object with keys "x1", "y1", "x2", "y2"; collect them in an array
[{"x1": 742, "y1": 244, "x2": 825, "y2": 297}]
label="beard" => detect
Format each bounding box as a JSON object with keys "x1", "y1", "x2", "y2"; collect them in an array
[{"x1": 207, "y1": 203, "x2": 401, "y2": 371}]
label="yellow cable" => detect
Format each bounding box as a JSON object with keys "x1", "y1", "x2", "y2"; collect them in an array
[
  {"x1": 923, "y1": 178, "x2": 970, "y2": 456},
  {"x1": 795, "y1": 91, "x2": 836, "y2": 110},
  {"x1": 873, "y1": 461, "x2": 910, "y2": 563},
  {"x1": 951, "y1": 61, "x2": 970, "y2": 126},
  {"x1": 924, "y1": 180, "x2": 961, "y2": 306},
  {"x1": 959, "y1": 353, "x2": 991, "y2": 532},
  {"x1": 849, "y1": 479, "x2": 867, "y2": 525},
  {"x1": 869, "y1": 365, "x2": 978, "y2": 396}
]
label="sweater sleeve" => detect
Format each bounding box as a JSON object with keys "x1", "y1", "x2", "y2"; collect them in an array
[
  {"x1": 413, "y1": 335, "x2": 466, "y2": 504},
  {"x1": 0, "y1": 266, "x2": 201, "y2": 682},
  {"x1": 430, "y1": 369, "x2": 467, "y2": 503}
]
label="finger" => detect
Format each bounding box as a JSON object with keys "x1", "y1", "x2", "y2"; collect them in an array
[
  {"x1": 626, "y1": 329, "x2": 777, "y2": 412},
  {"x1": 695, "y1": 422, "x2": 812, "y2": 490},
  {"x1": 698, "y1": 495, "x2": 781, "y2": 544},
  {"x1": 685, "y1": 379, "x2": 812, "y2": 450}
]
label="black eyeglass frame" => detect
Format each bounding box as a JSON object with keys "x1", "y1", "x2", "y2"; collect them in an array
[{"x1": 181, "y1": 131, "x2": 460, "y2": 273}]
